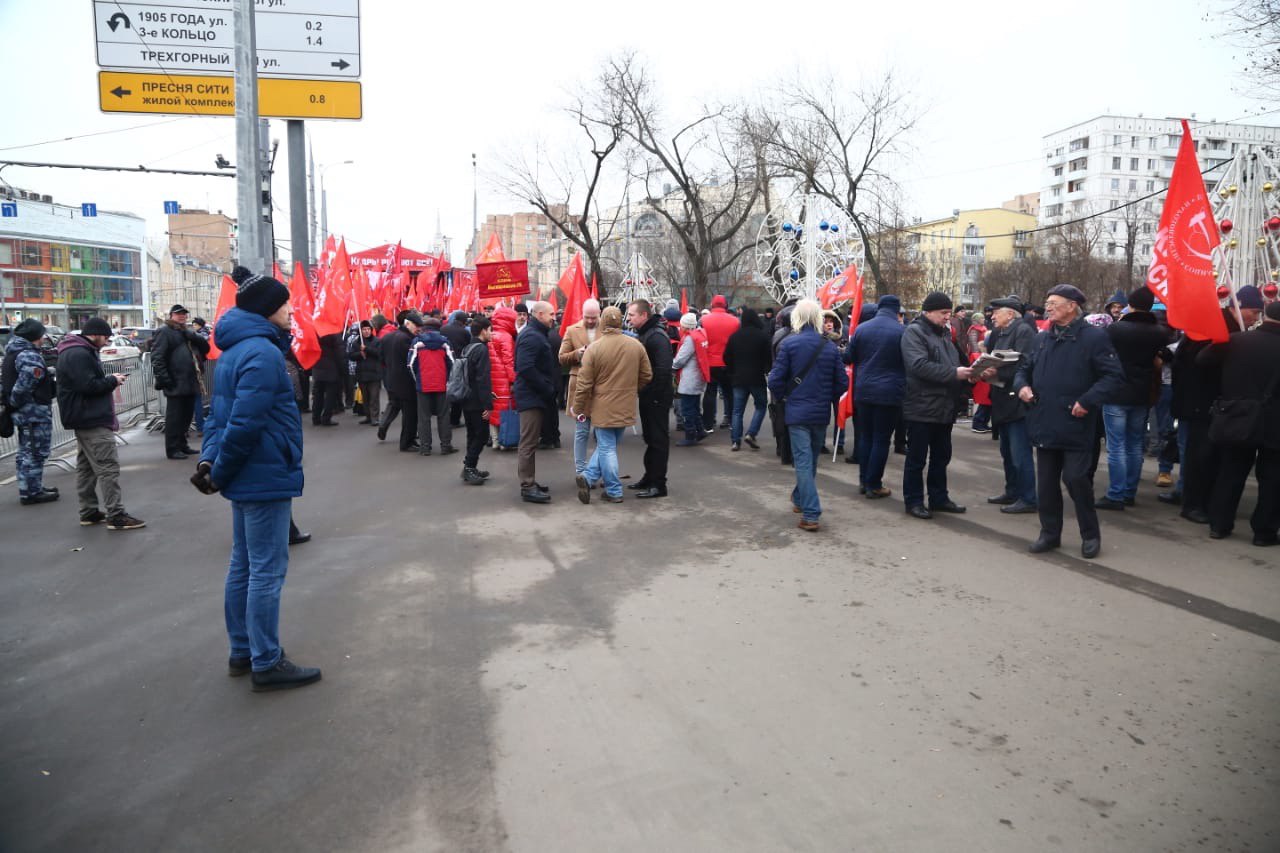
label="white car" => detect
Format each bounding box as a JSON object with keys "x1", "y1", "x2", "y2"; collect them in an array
[{"x1": 99, "y1": 335, "x2": 141, "y2": 360}]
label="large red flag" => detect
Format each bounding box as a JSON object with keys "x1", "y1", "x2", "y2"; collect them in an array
[
  {"x1": 819, "y1": 263, "x2": 863, "y2": 311},
  {"x1": 314, "y1": 239, "x2": 353, "y2": 335},
  {"x1": 1146, "y1": 120, "x2": 1229, "y2": 343},
  {"x1": 680, "y1": 288, "x2": 688, "y2": 315},
  {"x1": 289, "y1": 262, "x2": 322, "y2": 369},
  {"x1": 206, "y1": 274, "x2": 238, "y2": 359},
  {"x1": 589, "y1": 272, "x2": 599, "y2": 301},
  {"x1": 556, "y1": 255, "x2": 589, "y2": 335},
  {"x1": 548, "y1": 288, "x2": 558, "y2": 311},
  {"x1": 350, "y1": 266, "x2": 374, "y2": 323},
  {"x1": 474, "y1": 232, "x2": 506, "y2": 264}
]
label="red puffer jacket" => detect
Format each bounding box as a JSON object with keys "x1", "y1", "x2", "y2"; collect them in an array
[{"x1": 488, "y1": 306, "x2": 517, "y2": 425}]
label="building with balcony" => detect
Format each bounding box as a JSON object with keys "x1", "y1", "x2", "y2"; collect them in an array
[
  {"x1": 1039, "y1": 115, "x2": 1280, "y2": 261},
  {"x1": 903, "y1": 208, "x2": 1038, "y2": 305},
  {"x1": 0, "y1": 188, "x2": 147, "y2": 329}
]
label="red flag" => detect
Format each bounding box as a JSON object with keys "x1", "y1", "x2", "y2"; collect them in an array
[
  {"x1": 350, "y1": 265, "x2": 374, "y2": 323},
  {"x1": 474, "y1": 232, "x2": 506, "y2": 264},
  {"x1": 1146, "y1": 120, "x2": 1229, "y2": 343},
  {"x1": 548, "y1": 288, "x2": 558, "y2": 311},
  {"x1": 680, "y1": 288, "x2": 688, "y2": 315},
  {"x1": 589, "y1": 272, "x2": 599, "y2": 301},
  {"x1": 289, "y1": 262, "x2": 322, "y2": 370},
  {"x1": 557, "y1": 255, "x2": 590, "y2": 335},
  {"x1": 206, "y1": 274, "x2": 239, "y2": 359},
  {"x1": 819, "y1": 263, "x2": 861, "y2": 310},
  {"x1": 314, "y1": 239, "x2": 353, "y2": 336}
]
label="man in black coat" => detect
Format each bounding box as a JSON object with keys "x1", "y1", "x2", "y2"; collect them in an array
[
  {"x1": 1097, "y1": 286, "x2": 1171, "y2": 509},
  {"x1": 1164, "y1": 335, "x2": 1222, "y2": 523},
  {"x1": 310, "y1": 333, "x2": 345, "y2": 427},
  {"x1": 627, "y1": 299, "x2": 674, "y2": 498},
  {"x1": 1198, "y1": 300, "x2": 1280, "y2": 545},
  {"x1": 723, "y1": 306, "x2": 773, "y2": 453},
  {"x1": 541, "y1": 320, "x2": 564, "y2": 449},
  {"x1": 1015, "y1": 285, "x2": 1125, "y2": 558},
  {"x1": 441, "y1": 310, "x2": 470, "y2": 427},
  {"x1": 982, "y1": 297, "x2": 1038, "y2": 513},
  {"x1": 378, "y1": 311, "x2": 423, "y2": 450},
  {"x1": 151, "y1": 304, "x2": 211, "y2": 459},
  {"x1": 514, "y1": 302, "x2": 557, "y2": 503},
  {"x1": 348, "y1": 320, "x2": 383, "y2": 425}
]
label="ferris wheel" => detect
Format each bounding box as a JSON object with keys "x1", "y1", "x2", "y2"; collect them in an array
[
  {"x1": 753, "y1": 192, "x2": 862, "y2": 305},
  {"x1": 1208, "y1": 146, "x2": 1280, "y2": 299}
]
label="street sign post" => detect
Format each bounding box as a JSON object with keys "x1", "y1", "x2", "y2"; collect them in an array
[
  {"x1": 92, "y1": 0, "x2": 360, "y2": 79},
  {"x1": 98, "y1": 71, "x2": 361, "y2": 120}
]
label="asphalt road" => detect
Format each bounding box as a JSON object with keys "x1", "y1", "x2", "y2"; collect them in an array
[{"x1": 1, "y1": 409, "x2": 1276, "y2": 852}]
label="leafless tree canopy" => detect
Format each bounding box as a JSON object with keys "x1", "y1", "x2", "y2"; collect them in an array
[{"x1": 1213, "y1": 0, "x2": 1280, "y2": 102}]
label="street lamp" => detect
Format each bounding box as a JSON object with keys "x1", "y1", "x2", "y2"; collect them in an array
[{"x1": 316, "y1": 159, "x2": 354, "y2": 259}]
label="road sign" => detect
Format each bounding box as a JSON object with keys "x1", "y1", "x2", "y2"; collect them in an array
[
  {"x1": 92, "y1": 1, "x2": 360, "y2": 79},
  {"x1": 1, "y1": 203, "x2": 16, "y2": 218},
  {"x1": 164, "y1": 201, "x2": 180, "y2": 214},
  {"x1": 98, "y1": 71, "x2": 361, "y2": 120},
  {"x1": 82, "y1": 204, "x2": 98, "y2": 217}
]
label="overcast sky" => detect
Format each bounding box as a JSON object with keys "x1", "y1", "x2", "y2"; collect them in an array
[{"x1": 1, "y1": 0, "x2": 1272, "y2": 263}]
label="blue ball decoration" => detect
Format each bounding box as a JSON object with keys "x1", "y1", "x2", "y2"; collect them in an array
[
  {"x1": 782, "y1": 222, "x2": 793, "y2": 232},
  {"x1": 789, "y1": 269, "x2": 800, "y2": 280},
  {"x1": 820, "y1": 220, "x2": 830, "y2": 231},
  {"x1": 830, "y1": 224, "x2": 839, "y2": 233}
]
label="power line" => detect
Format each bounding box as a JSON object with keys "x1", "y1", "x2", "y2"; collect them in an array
[
  {"x1": 0, "y1": 117, "x2": 195, "y2": 153},
  {"x1": 0, "y1": 159, "x2": 234, "y2": 178}
]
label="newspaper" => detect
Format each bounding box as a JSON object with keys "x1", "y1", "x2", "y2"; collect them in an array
[{"x1": 971, "y1": 350, "x2": 1021, "y2": 387}]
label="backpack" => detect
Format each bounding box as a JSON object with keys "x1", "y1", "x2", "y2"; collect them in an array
[{"x1": 446, "y1": 342, "x2": 481, "y2": 404}]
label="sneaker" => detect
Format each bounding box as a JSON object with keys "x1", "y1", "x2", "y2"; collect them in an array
[
  {"x1": 80, "y1": 510, "x2": 107, "y2": 526},
  {"x1": 250, "y1": 657, "x2": 322, "y2": 692},
  {"x1": 731, "y1": 442, "x2": 741, "y2": 451},
  {"x1": 1155, "y1": 472, "x2": 1173, "y2": 488},
  {"x1": 107, "y1": 513, "x2": 146, "y2": 530},
  {"x1": 576, "y1": 474, "x2": 591, "y2": 505}
]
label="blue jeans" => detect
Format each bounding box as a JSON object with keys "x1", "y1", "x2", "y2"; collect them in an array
[
  {"x1": 998, "y1": 418, "x2": 1036, "y2": 505},
  {"x1": 731, "y1": 384, "x2": 767, "y2": 443},
  {"x1": 678, "y1": 394, "x2": 703, "y2": 441},
  {"x1": 225, "y1": 498, "x2": 292, "y2": 672},
  {"x1": 1103, "y1": 404, "x2": 1148, "y2": 501},
  {"x1": 788, "y1": 423, "x2": 825, "y2": 521},
  {"x1": 583, "y1": 426, "x2": 624, "y2": 498},
  {"x1": 573, "y1": 416, "x2": 593, "y2": 475},
  {"x1": 857, "y1": 402, "x2": 899, "y2": 490}
]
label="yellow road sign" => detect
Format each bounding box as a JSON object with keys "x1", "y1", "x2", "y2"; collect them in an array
[{"x1": 98, "y1": 71, "x2": 361, "y2": 120}]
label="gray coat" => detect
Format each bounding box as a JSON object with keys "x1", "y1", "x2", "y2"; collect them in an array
[
  {"x1": 900, "y1": 316, "x2": 964, "y2": 424},
  {"x1": 672, "y1": 334, "x2": 707, "y2": 395}
]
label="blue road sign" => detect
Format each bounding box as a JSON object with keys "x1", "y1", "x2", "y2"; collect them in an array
[
  {"x1": 81, "y1": 203, "x2": 98, "y2": 217},
  {"x1": 1, "y1": 202, "x2": 16, "y2": 217},
  {"x1": 164, "y1": 201, "x2": 180, "y2": 214}
]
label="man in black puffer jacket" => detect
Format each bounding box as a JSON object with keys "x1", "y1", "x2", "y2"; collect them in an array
[
  {"x1": 723, "y1": 306, "x2": 772, "y2": 452},
  {"x1": 378, "y1": 311, "x2": 422, "y2": 450},
  {"x1": 151, "y1": 304, "x2": 211, "y2": 459}
]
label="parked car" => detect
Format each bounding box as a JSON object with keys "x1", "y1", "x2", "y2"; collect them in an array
[
  {"x1": 99, "y1": 335, "x2": 141, "y2": 361},
  {"x1": 119, "y1": 326, "x2": 157, "y2": 352},
  {"x1": 0, "y1": 325, "x2": 10, "y2": 351}
]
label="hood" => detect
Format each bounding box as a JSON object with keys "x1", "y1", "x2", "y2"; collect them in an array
[
  {"x1": 448, "y1": 310, "x2": 469, "y2": 326},
  {"x1": 739, "y1": 307, "x2": 762, "y2": 329},
  {"x1": 5, "y1": 336, "x2": 37, "y2": 356},
  {"x1": 414, "y1": 330, "x2": 448, "y2": 349},
  {"x1": 211, "y1": 307, "x2": 288, "y2": 351},
  {"x1": 492, "y1": 306, "x2": 517, "y2": 336},
  {"x1": 56, "y1": 333, "x2": 98, "y2": 354}
]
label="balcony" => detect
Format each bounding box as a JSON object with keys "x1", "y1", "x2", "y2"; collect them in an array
[
  {"x1": 1046, "y1": 152, "x2": 1066, "y2": 167},
  {"x1": 1065, "y1": 189, "x2": 1087, "y2": 202}
]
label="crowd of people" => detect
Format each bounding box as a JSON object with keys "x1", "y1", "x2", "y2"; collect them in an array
[{"x1": 4, "y1": 265, "x2": 1278, "y2": 692}]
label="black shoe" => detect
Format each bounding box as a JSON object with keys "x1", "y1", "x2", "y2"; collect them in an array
[
  {"x1": 317, "y1": 420, "x2": 338, "y2": 427},
  {"x1": 906, "y1": 504, "x2": 932, "y2": 520},
  {"x1": 987, "y1": 493, "x2": 1016, "y2": 505},
  {"x1": 376, "y1": 424, "x2": 388, "y2": 441},
  {"x1": 1180, "y1": 509, "x2": 1210, "y2": 525},
  {"x1": 228, "y1": 656, "x2": 252, "y2": 677},
  {"x1": 635, "y1": 487, "x2": 667, "y2": 499},
  {"x1": 627, "y1": 481, "x2": 650, "y2": 490},
  {"x1": 894, "y1": 446, "x2": 907, "y2": 456},
  {"x1": 576, "y1": 474, "x2": 590, "y2": 505},
  {"x1": 1094, "y1": 497, "x2": 1126, "y2": 510},
  {"x1": 731, "y1": 442, "x2": 741, "y2": 451},
  {"x1": 80, "y1": 510, "x2": 107, "y2": 526},
  {"x1": 358, "y1": 418, "x2": 374, "y2": 425},
  {"x1": 1157, "y1": 491, "x2": 1183, "y2": 506},
  {"x1": 522, "y1": 488, "x2": 551, "y2": 504},
  {"x1": 289, "y1": 531, "x2": 312, "y2": 545},
  {"x1": 181, "y1": 446, "x2": 200, "y2": 455},
  {"x1": 1209, "y1": 528, "x2": 1231, "y2": 540},
  {"x1": 821, "y1": 446, "x2": 831, "y2": 455},
  {"x1": 719, "y1": 420, "x2": 730, "y2": 429},
  {"x1": 167, "y1": 451, "x2": 189, "y2": 460},
  {"x1": 1123, "y1": 496, "x2": 1135, "y2": 507},
  {"x1": 930, "y1": 500, "x2": 966, "y2": 514},
  {"x1": 844, "y1": 455, "x2": 858, "y2": 464},
  {"x1": 419, "y1": 447, "x2": 432, "y2": 456},
  {"x1": 476, "y1": 469, "x2": 490, "y2": 479},
  {"x1": 439, "y1": 445, "x2": 457, "y2": 456},
  {"x1": 250, "y1": 657, "x2": 322, "y2": 692},
  {"x1": 107, "y1": 513, "x2": 146, "y2": 530},
  {"x1": 1000, "y1": 499, "x2": 1037, "y2": 514},
  {"x1": 19, "y1": 489, "x2": 59, "y2": 505},
  {"x1": 462, "y1": 467, "x2": 486, "y2": 485},
  {"x1": 1028, "y1": 535, "x2": 1061, "y2": 554},
  {"x1": 1253, "y1": 534, "x2": 1279, "y2": 547},
  {"x1": 744, "y1": 435, "x2": 759, "y2": 450},
  {"x1": 603, "y1": 494, "x2": 624, "y2": 503},
  {"x1": 1081, "y1": 538, "x2": 1101, "y2": 559},
  {"x1": 533, "y1": 482, "x2": 551, "y2": 494}
]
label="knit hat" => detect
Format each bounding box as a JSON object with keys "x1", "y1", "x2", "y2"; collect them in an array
[
  {"x1": 662, "y1": 304, "x2": 683, "y2": 322},
  {"x1": 231, "y1": 266, "x2": 290, "y2": 318},
  {"x1": 13, "y1": 318, "x2": 46, "y2": 341},
  {"x1": 921, "y1": 292, "x2": 953, "y2": 312},
  {"x1": 82, "y1": 317, "x2": 113, "y2": 337},
  {"x1": 680, "y1": 312, "x2": 698, "y2": 330},
  {"x1": 1237, "y1": 284, "x2": 1265, "y2": 310},
  {"x1": 876, "y1": 295, "x2": 901, "y2": 314},
  {"x1": 601, "y1": 306, "x2": 623, "y2": 329},
  {"x1": 1046, "y1": 283, "x2": 1087, "y2": 307},
  {"x1": 1127, "y1": 286, "x2": 1155, "y2": 312},
  {"x1": 711, "y1": 295, "x2": 728, "y2": 309}
]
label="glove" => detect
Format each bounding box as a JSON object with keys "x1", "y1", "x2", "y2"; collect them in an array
[{"x1": 190, "y1": 460, "x2": 219, "y2": 495}]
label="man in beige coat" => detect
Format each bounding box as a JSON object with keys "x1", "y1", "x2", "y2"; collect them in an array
[
  {"x1": 573, "y1": 306, "x2": 653, "y2": 504},
  {"x1": 559, "y1": 298, "x2": 601, "y2": 476}
]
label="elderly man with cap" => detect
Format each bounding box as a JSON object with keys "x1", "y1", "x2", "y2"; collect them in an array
[
  {"x1": 2, "y1": 318, "x2": 58, "y2": 505},
  {"x1": 151, "y1": 303, "x2": 211, "y2": 459},
  {"x1": 1014, "y1": 284, "x2": 1126, "y2": 558},
  {"x1": 56, "y1": 317, "x2": 145, "y2": 529},
  {"x1": 194, "y1": 265, "x2": 321, "y2": 691},
  {"x1": 982, "y1": 296, "x2": 1038, "y2": 514}
]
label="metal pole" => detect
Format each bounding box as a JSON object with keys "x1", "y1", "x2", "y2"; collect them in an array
[
  {"x1": 308, "y1": 137, "x2": 317, "y2": 264},
  {"x1": 471, "y1": 152, "x2": 477, "y2": 262},
  {"x1": 287, "y1": 120, "x2": 309, "y2": 276},
  {"x1": 259, "y1": 119, "x2": 274, "y2": 266},
  {"x1": 233, "y1": 0, "x2": 265, "y2": 273},
  {"x1": 321, "y1": 178, "x2": 328, "y2": 252}
]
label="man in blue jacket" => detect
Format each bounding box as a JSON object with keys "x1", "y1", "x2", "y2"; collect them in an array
[
  {"x1": 1014, "y1": 284, "x2": 1126, "y2": 559},
  {"x1": 767, "y1": 299, "x2": 846, "y2": 532},
  {"x1": 194, "y1": 266, "x2": 321, "y2": 692},
  {"x1": 845, "y1": 295, "x2": 906, "y2": 499}
]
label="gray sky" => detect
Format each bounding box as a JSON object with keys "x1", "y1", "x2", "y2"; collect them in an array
[{"x1": 1, "y1": 0, "x2": 1271, "y2": 262}]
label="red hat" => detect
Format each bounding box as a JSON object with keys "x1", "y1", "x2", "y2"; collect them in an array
[{"x1": 711, "y1": 295, "x2": 727, "y2": 309}]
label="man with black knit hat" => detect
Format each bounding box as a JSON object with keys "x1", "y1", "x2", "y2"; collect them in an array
[
  {"x1": 194, "y1": 266, "x2": 321, "y2": 692},
  {"x1": 378, "y1": 310, "x2": 423, "y2": 450},
  {"x1": 1015, "y1": 284, "x2": 1126, "y2": 558},
  {"x1": 151, "y1": 303, "x2": 210, "y2": 458},
  {"x1": 3, "y1": 318, "x2": 58, "y2": 505},
  {"x1": 56, "y1": 317, "x2": 144, "y2": 529}
]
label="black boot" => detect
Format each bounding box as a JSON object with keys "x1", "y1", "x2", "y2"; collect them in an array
[{"x1": 462, "y1": 466, "x2": 486, "y2": 485}]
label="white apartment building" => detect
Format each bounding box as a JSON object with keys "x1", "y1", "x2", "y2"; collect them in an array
[{"x1": 1039, "y1": 115, "x2": 1280, "y2": 260}]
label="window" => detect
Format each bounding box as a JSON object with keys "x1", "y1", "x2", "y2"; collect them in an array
[
  {"x1": 1069, "y1": 157, "x2": 1088, "y2": 171},
  {"x1": 1128, "y1": 179, "x2": 1137, "y2": 192},
  {"x1": 1113, "y1": 135, "x2": 1122, "y2": 145},
  {"x1": 1130, "y1": 158, "x2": 1139, "y2": 171},
  {"x1": 1168, "y1": 134, "x2": 1181, "y2": 146},
  {"x1": 0, "y1": 240, "x2": 12, "y2": 264},
  {"x1": 1146, "y1": 180, "x2": 1155, "y2": 191},
  {"x1": 1111, "y1": 221, "x2": 1119, "y2": 233},
  {"x1": 1108, "y1": 243, "x2": 1117, "y2": 256},
  {"x1": 1142, "y1": 222, "x2": 1153, "y2": 234},
  {"x1": 1044, "y1": 204, "x2": 1063, "y2": 217},
  {"x1": 1147, "y1": 158, "x2": 1157, "y2": 169},
  {"x1": 1111, "y1": 178, "x2": 1121, "y2": 191},
  {"x1": 1131, "y1": 135, "x2": 1139, "y2": 149},
  {"x1": 1051, "y1": 187, "x2": 1061, "y2": 197},
  {"x1": 1015, "y1": 248, "x2": 1028, "y2": 260},
  {"x1": 1053, "y1": 166, "x2": 1063, "y2": 177},
  {"x1": 1111, "y1": 199, "x2": 1121, "y2": 210},
  {"x1": 1069, "y1": 136, "x2": 1090, "y2": 151},
  {"x1": 20, "y1": 241, "x2": 41, "y2": 266},
  {"x1": 1149, "y1": 137, "x2": 1158, "y2": 150},
  {"x1": 1112, "y1": 157, "x2": 1122, "y2": 170},
  {"x1": 49, "y1": 246, "x2": 63, "y2": 268},
  {"x1": 1067, "y1": 178, "x2": 1085, "y2": 192}
]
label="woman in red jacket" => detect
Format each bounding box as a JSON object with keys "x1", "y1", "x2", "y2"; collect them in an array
[{"x1": 488, "y1": 305, "x2": 518, "y2": 446}]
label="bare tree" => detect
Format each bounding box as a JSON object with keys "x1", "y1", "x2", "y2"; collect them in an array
[
  {"x1": 1211, "y1": 0, "x2": 1280, "y2": 102},
  {"x1": 766, "y1": 70, "x2": 923, "y2": 296},
  {"x1": 600, "y1": 53, "x2": 763, "y2": 307}
]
